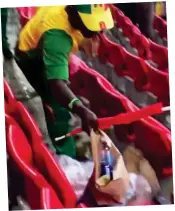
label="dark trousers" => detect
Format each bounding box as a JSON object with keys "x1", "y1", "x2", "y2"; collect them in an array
[{"x1": 115, "y1": 2, "x2": 155, "y2": 40}]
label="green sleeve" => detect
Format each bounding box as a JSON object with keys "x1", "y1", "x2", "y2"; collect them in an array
[{"x1": 42, "y1": 29, "x2": 73, "y2": 81}]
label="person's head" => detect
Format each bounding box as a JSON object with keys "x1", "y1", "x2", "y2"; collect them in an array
[{"x1": 65, "y1": 4, "x2": 114, "y2": 38}]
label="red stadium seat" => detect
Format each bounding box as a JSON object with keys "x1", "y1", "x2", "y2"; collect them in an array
[
  {"x1": 121, "y1": 16, "x2": 134, "y2": 38},
  {"x1": 149, "y1": 40, "x2": 168, "y2": 69},
  {"x1": 5, "y1": 115, "x2": 63, "y2": 209},
  {"x1": 130, "y1": 33, "x2": 151, "y2": 59},
  {"x1": 126, "y1": 26, "x2": 151, "y2": 60},
  {"x1": 132, "y1": 117, "x2": 171, "y2": 177},
  {"x1": 154, "y1": 15, "x2": 167, "y2": 40},
  {"x1": 98, "y1": 34, "x2": 126, "y2": 72},
  {"x1": 113, "y1": 8, "x2": 125, "y2": 27},
  {"x1": 111, "y1": 5, "x2": 151, "y2": 59},
  {"x1": 111, "y1": 5, "x2": 167, "y2": 65},
  {"x1": 137, "y1": 35, "x2": 151, "y2": 59},
  {"x1": 4, "y1": 79, "x2": 17, "y2": 115},
  {"x1": 141, "y1": 62, "x2": 169, "y2": 105},
  {"x1": 129, "y1": 26, "x2": 141, "y2": 44},
  {"x1": 11, "y1": 101, "x2": 43, "y2": 147},
  {"x1": 16, "y1": 7, "x2": 37, "y2": 27},
  {"x1": 12, "y1": 102, "x2": 78, "y2": 208},
  {"x1": 33, "y1": 142, "x2": 78, "y2": 208},
  {"x1": 119, "y1": 49, "x2": 148, "y2": 90},
  {"x1": 4, "y1": 79, "x2": 15, "y2": 103}
]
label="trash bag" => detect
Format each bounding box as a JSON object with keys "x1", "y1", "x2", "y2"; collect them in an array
[
  {"x1": 109, "y1": 173, "x2": 153, "y2": 206},
  {"x1": 123, "y1": 145, "x2": 160, "y2": 196},
  {"x1": 88, "y1": 130, "x2": 156, "y2": 206},
  {"x1": 10, "y1": 196, "x2": 31, "y2": 210},
  {"x1": 126, "y1": 173, "x2": 152, "y2": 205},
  {"x1": 56, "y1": 154, "x2": 94, "y2": 200},
  {"x1": 89, "y1": 130, "x2": 130, "y2": 206}
]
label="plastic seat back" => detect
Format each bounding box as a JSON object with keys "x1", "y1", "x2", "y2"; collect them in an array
[
  {"x1": 16, "y1": 7, "x2": 37, "y2": 26},
  {"x1": 4, "y1": 79, "x2": 17, "y2": 115},
  {"x1": 14, "y1": 102, "x2": 77, "y2": 208},
  {"x1": 98, "y1": 34, "x2": 125, "y2": 72},
  {"x1": 6, "y1": 115, "x2": 33, "y2": 168},
  {"x1": 130, "y1": 26, "x2": 141, "y2": 46},
  {"x1": 5, "y1": 115, "x2": 63, "y2": 209},
  {"x1": 34, "y1": 143, "x2": 77, "y2": 208},
  {"x1": 113, "y1": 8, "x2": 125, "y2": 27},
  {"x1": 123, "y1": 50, "x2": 148, "y2": 89},
  {"x1": 149, "y1": 40, "x2": 168, "y2": 69},
  {"x1": 133, "y1": 119, "x2": 171, "y2": 177},
  {"x1": 153, "y1": 15, "x2": 167, "y2": 39},
  {"x1": 142, "y1": 63, "x2": 169, "y2": 105},
  {"x1": 121, "y1": 16, "x2": 133, "y2": 38},
  {"x1": 131, "y1": 35, "x2": 151, "y2": 59}
]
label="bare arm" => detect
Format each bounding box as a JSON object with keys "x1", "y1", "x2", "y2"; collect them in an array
[{"x1": 48, "y1": 79, "x2": 98, "y2": 134}]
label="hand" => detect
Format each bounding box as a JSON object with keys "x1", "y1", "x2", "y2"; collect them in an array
[
  {"x1": 72, "y1": 103, "x2": 98, "y2": 135},
  {"x1": 81, "y1": 108, "x2": 98, "y2": 135}
]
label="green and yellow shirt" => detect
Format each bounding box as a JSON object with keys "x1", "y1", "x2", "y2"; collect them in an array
[{"x1": 18, "y1": 6, "x2": 85, "y2": 82}]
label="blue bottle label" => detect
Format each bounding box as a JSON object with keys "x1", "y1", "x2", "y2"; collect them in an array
[{"x1": 100, "y1": 148, "x2": 114, "y2": 180}]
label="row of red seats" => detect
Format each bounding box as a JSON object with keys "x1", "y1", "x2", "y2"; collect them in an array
[
  {"x1": 4, "y1": 71, "x2": 155, "y2": 208},
  {"x1": 15, "y1": 7, "x2": 169, "y2": 105},
  {"x1": 4, "y1": 52, "x2": 172, "y2": 207},
  {"x1": 69, "y1": 55, "x2": 172, "y2": 179},
  {"x1": 111, "y1": 5, "x2": 168, "y2": 70},
  {"x1": 98, "y1": 34, "x2": 169, "y2": 106},
  {"x1": 154, "y1": 15, "x2": 167, "y2": 40},
  {"x1": 16, "y1": 6, "x2": 168, "y2": 71},
  {"x1": 8, "y1": 52, "x2": 171, "y2": 203},
  {"x1": 7, "y1": 6, "x2": 172, "y2": 206},
  {"x1": 6, "y1": 115, "x2": 64, "y2": 209},
  {"x1": 4, "y1": 79, "x2": 86, "y2": 209}
]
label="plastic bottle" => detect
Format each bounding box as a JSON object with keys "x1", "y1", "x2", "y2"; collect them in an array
[{"x1": 100, "y1": 143, "x2": 113, "y2": 180}]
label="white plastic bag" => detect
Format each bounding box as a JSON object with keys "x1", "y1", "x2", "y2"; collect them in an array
[
  {"x1": 11, "y1": 196, "x2": 31, "y2": 210},
  {"x1": 56, "y1": 155, "x2": 94, "y2": 199},
  {"x1": 125, "y1": 173, "x2": 152, "y2": 205}
]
